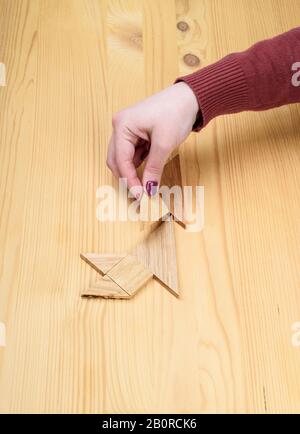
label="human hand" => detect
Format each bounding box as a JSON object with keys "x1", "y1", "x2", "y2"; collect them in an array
[{"x1": 106, "y1": 82, "x2": 199, "y2": 199}]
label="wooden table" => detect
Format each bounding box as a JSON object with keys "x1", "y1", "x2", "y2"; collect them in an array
[{"x1": 0, "y1": 0, "x2": 300, "y2": 414}]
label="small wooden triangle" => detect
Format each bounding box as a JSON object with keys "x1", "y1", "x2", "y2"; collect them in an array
[{"x1": 80, "y1": 253, "x2": 126, "y2": 275}]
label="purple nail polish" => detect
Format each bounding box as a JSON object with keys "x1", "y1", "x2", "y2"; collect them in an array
[{"x1": 145, "y1": 180, "x2": 158, "y2": 196}]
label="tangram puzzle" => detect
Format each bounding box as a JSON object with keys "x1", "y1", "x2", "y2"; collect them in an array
[{"x1": 81, "y1": 154, "x2": 185, "y2": 299}]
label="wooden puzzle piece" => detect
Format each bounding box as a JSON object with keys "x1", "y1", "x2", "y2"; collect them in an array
[
  {"x1": 107, "y1": 255, "x2": 153, "y2": 296},
  {"x1": 161, "y1": 154, "x2": 183, "y2": 192},
  {"x1": 81, "y1": 275, "x2": 130, "y2": 299},
  {"x1": 138, "y1": 153, "x2": 185, "y2": 228},
  {"x1": 132, "y1": 219, "x2": 179, "y2": 297},
  {"x1": 81, "y1": 256, "x2": 153, "y2": 299},
  {"x1": 160, "y1": 154, "x2": 186, "y2": 228},
  {"x1": 80, "y1": 253, "x2": 126, "y2": 275},
  {"x1": 139, "y1": 192, "x2": 171, "y2": 223}
]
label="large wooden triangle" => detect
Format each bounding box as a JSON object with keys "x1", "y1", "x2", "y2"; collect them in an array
[{"x1": 132, "y1": 220, "x2": 179, "y2": 297}]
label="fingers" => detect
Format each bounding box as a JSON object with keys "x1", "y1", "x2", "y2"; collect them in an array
[
  {"x1": 114, "y1": 132, "x2": 143, "y2": 199},
  {"x1": 107, "y1": 132, "x2": 143, "y2": 199},
  {"x1": 142, "y1": 132, "x2": 172, "y2": 196},
  {"x1": 133, "y1": 139, "x2": 150, "y2": 167},
  {"x1": 107, "y1": 113, "x2": 148, "y2": 199},
  {"x1": 106, "y1": 132, "x2": 120, "y2": 178},
  {"x1": 107, "y1": 111, "x2": 173, "y2": 200}
]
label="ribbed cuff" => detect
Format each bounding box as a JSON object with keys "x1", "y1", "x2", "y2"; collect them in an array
[{"x1": 175, "y1": 54, "x2": 249, "y2": 131}]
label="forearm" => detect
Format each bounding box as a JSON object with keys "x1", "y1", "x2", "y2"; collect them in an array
[{"x1": 176, "y1": 27, "x2": 300, "y2": 131}]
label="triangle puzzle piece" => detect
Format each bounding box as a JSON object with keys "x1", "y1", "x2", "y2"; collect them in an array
[
  {"x1": 139, "y1": 193, "x2": 171, "y2": 223},
  {"x1": 160, "y1": 154, "x2": 186, "y2": 228},
  {"x1": 132, "y1": 220, "x2": 179, "y2": 297},
  {"x1": 80, "y1": 253, "x2": 126, "y2": 275},
  {"x1": 81, "y1": 275, "x2": 130, "y2": 299}
]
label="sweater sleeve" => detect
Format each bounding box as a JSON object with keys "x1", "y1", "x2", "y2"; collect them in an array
[{"x1": 175, "y1": 27, "x2": 300, "y2": 131}]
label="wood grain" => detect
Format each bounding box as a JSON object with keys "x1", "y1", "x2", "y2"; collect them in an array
[{"x1": 0, "y1": 0, "x2": 300, "y2": 414}]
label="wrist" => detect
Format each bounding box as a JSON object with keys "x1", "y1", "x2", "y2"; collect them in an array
[
  {"x1": 175, "y1": 54, "x2": 248, "y2": 131},
  {"x1": 173, "y1": 81, "x2": 200, "y2": 128}
]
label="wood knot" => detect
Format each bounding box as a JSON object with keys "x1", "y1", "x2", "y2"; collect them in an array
[
  {"x1": 130, "y1": 32, "x2": 142, "y2": 49},
  {"x1": 183, "y1": 53, "x2": 200, "y2": 67},
  {"x1": 177, "y1": 21, "x2": 189, "y2": 32}
]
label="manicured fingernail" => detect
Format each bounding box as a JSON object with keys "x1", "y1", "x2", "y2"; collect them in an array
[{"x1": 145, "y1": 180, "x2": 158, "y2": 196}]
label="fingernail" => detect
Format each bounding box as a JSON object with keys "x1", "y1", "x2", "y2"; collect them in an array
[
  {"x1": 145, "y1": 180, "x2": 158, "y2": 196},
  {"x1": 129, "y1": 185, "x2": 143, "y2": 201}
]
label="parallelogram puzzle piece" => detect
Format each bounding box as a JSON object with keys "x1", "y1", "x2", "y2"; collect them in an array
[
  {"x1": 132, "y1": 220, "x2": 180, "y2": 297},
  {"x1": 107, "y1": 255, "x2": 153, "y2": 297},
  {"x1": 80, "y1": 253, "x2": 126, "y2": 275}
]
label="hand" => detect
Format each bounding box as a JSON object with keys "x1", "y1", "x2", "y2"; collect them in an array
[{"x1": 106, "y1": 82, "x2": 199, "y2": 199}]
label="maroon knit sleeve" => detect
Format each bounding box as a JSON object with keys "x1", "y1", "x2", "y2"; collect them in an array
[{"x1": 175, "y1": 27, "x2": 300, "y2": 131}]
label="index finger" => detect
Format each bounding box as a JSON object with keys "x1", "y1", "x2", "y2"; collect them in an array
[{"x1": 114, "y1": 134, "x2": 143, "y2": 199}]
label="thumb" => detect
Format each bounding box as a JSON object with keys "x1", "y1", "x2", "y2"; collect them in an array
[{"x1": 142, "y1": 139, "x2": 170, "y2": 196}]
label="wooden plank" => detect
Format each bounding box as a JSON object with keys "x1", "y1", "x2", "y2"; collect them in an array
[
  {"x1": 175, "y1": 0, "x2": 300, "y2": 413},
  {"x1": 107, "y1": 255, "x2": 153, "y2": 296}
]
